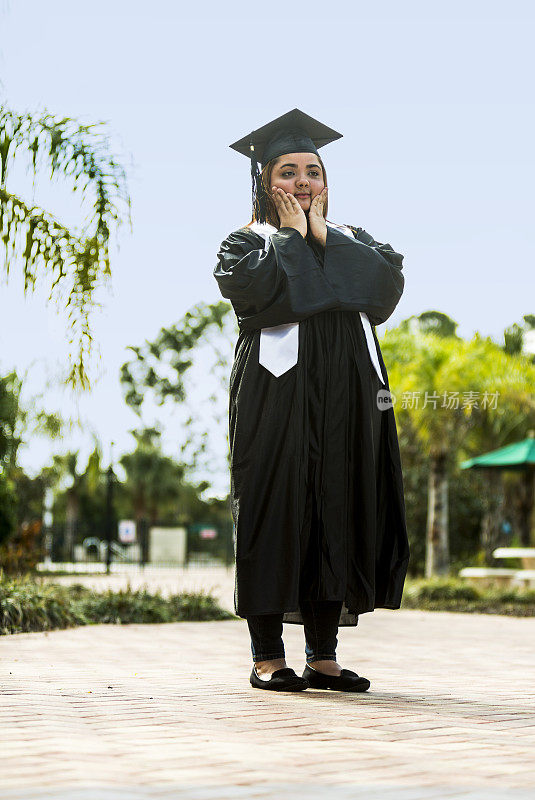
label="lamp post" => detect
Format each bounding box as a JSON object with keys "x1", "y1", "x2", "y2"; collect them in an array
[
  {"x1": 105, "y1": 441, "x2": 116, "y2": 575},
  {"x1": 139, "y1": 516, "x2": 148, "y2": 569}
]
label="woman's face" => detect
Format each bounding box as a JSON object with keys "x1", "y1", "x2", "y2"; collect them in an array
[{"x1": 270, "y1": 152, "x2": 325, "y2": 213}]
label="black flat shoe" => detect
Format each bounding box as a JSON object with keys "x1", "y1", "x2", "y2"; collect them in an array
[
  {"x1": 250, "y1": 665, "x2": 309, "y2": 691},
  {"x1": 302, "y1": 663, "x2": 370, "y2": 692}
]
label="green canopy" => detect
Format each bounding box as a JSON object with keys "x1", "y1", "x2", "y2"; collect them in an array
[{"x1": 461, "y1": 433, "x2": 535, "y2": 471}]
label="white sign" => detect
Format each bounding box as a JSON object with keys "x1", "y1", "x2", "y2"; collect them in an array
[{"x1": 118, "y1": 519, "x2": 136, "y2": 543}]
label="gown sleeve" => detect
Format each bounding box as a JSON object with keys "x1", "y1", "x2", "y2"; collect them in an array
[
  {"x1": 214, "y1": 226, "x2": 340, "y2": 330},
  {"x1": 323, "y1": 224, "x2": 405, "y2": 326}
]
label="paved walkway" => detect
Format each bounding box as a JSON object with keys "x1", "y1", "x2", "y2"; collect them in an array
[{"x1": 1, "y1": 601, "x2": 535, "y2": 799}]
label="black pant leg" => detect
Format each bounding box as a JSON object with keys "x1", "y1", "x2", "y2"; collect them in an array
[
  {"x1": 299, "y1": 599, "x2": 343, "y2": 663},
  {"x1": 247, "y1": 613, "x2": 285, "y2": 662}
]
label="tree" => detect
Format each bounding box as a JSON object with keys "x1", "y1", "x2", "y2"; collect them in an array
[
  {"x1": 118, "y1": 427, "x2": 186, "y2": 527},
  {"x1": 41, "y1": 442, "x2": 108, "y2": 560},
  {"x1": 382, "y1": 325, "x2": 535, "y2": 575},
  {"x1": 0, "y1": 369, "x2": 62, "y2": 545},
  {"x1": 47, "y1": 451, "x2": 83, "y2": 561},
  {"x1": 0, "y1": 105, "x2": 131, "y2": 387},
  {"x1": 398, "y1": 311, "x2": 460, "y2": 339},
  {"x1": 503, "y1": 314, "x2": 535, "y2": 360},
  {"x1": 120, "y1": 300, "x2": 235, "y2": 490},
  {"x1": 0, "y1": 471, "x2": 16, "y2": 548},
  {"x1": 0, "y1": 371, "x2": 20, "y2": 475},
  {"x1": 0, "y1": 368, "x2": 65, "y2": 565},
  {"x1": 458, "y1": 337, "x2": 535, "y2": 554}
]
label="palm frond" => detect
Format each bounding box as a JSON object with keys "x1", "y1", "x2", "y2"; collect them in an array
[{"x1": 0, "y1": 106, "x2": 131, "y2": 388}]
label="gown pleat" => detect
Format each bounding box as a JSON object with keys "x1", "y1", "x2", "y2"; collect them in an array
[{"x1": 283, "y1": 309, "x2": 385, "y2": 626}]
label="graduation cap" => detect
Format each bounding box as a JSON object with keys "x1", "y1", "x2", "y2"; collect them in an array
[{"x1": 229, "y1": 108, "x2": 343, "y2": 225}]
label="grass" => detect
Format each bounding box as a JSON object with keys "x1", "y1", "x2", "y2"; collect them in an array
[{"x1": 0, "y1": 571, "x2": 234, "y2": 635}]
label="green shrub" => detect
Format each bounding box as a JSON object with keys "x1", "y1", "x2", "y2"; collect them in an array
[
  {"x1": 0, "y1": 571, "x2": 234, "y2": 635},
  {"x1": 401, "y1": 576, "x2": 535, "y2": 615},
  {"x1": 0, "y1": 572, "x2": 82, "y2": 633},
  {"x1": 408, "y1": 578, "x2": 481, "y2": 602},
  {"x1": 76, "y1": 584, "x2": 231, "y2": 625},
  {"x1": 485, "y1": 587, "x2": 535, "y2": 605}
]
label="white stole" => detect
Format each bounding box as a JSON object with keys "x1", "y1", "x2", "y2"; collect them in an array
[{"x1": 248, "y1": 221, "x2": 385, "y2": 385}]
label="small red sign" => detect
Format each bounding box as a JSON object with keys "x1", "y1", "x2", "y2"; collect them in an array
[{"x1": 199, "y1": 528, "x2": 217, "y2": 539}]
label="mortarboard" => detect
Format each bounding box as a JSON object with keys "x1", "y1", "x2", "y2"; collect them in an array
[{"x1": 229, "y1": 108, "x2": 343, "y2": 225}]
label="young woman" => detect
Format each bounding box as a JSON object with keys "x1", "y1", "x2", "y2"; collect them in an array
[{"x1": 214, "y1": 109, "x2": 410, "y2": 692}]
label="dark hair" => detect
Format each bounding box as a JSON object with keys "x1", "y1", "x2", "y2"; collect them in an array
[{"x1": 244, "y1": 153, "x2": 329, "y2": 229}]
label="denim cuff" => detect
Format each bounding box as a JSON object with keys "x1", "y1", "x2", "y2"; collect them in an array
[
  {"x1": 306, "y1": 653, "x2": 337, "y2": 664},
  {"x1": 252, "y1": 651, "x2": 286, "y2": 662}
]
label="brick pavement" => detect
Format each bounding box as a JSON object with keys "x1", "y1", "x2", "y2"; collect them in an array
[{"x1": 1, "y1": 583, "x2": 535, "y2": 799}]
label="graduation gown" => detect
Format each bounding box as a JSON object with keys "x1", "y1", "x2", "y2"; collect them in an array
[{"x1": 213, "y1": 220, "x2": 410, "y2": 626}]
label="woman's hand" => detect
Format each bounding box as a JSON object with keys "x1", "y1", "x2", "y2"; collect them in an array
[
  {"x1": 308, "y1": 187, "x2": 328, "y2": 247},
  {"x1": 271, "y1": 187, "x2": 307, "y2": 239}
]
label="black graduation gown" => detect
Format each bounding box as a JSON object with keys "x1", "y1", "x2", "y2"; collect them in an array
[{"x1": 213, "y1": 222, "x2": 410, "y2": 626}]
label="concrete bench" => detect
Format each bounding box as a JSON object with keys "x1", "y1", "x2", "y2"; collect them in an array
[
  {"x1": 492, "y1": 548, "x2": 535, "y2": 569},
  {"x1": 510, "y1": 570, "x2": 535, "y2": 588},
  {"x1": 458, "y1": 567, "x2": 535, "y2": 589},
  {"x1": 458, "y1": 568, "x2": 519, "y2": 588}
]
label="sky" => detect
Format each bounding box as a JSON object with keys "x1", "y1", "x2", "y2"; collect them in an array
[{"x1": 0, "y1": 0, "x2": 534, "y2": 498}]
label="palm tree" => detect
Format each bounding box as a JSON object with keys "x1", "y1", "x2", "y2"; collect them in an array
[
  {"x1": 119, "y1": 428, "x2": 185, "y2": 527},
  {"x1": 451, "y1": 336, "x2": 535, "y2": 558},
  {"x1": 44, "y1": 451, "x2": 83, "y2": 561},
  {"x1": 0, "y1": 105, "x2": 131, "y2": 387},
  {"x1": 382, "y1": 327, "x2": 535, "y2": 575}
]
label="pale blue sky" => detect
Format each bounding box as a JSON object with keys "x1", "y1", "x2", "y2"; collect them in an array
[{"x1": 0, "y1": 0, "x2": 533, "y2": 496}]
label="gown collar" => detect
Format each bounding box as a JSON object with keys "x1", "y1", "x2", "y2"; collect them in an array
[{"x1": 248, "y1": 219, "x2": 353, "y2": 239}]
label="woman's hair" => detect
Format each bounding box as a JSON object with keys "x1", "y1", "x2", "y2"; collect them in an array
[{"x1": 244, "y1": 153, "x2": 329, "y2": 229}]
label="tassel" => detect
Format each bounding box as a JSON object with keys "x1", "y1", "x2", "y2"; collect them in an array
[{"x1": 250, "y1": 142, "x2": 268, "y2": 225}]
